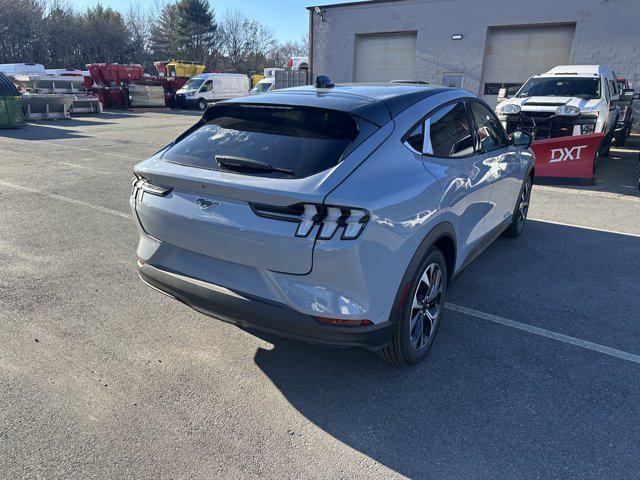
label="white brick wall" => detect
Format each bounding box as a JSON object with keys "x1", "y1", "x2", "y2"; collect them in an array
[{"x1": 311, "y1": 0, "x2": 640, "y2": 93}]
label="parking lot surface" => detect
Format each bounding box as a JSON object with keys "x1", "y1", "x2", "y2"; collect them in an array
[{"x1": 1, "y1": 111, "x2": 639, "y2": 479}]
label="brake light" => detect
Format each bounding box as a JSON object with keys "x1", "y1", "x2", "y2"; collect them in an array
[
  {"x1": 315, "y1": 316, "x2": 373, "y2": 326},
  {"x1": 131, "y1": 175, "x2": 172, "y2": 199},
  {"x1": 289, "y1": 58, "x2": 293, "y2": 68},
  {"x1": 251, "y1": 203, "x2": 369, "y2": 240}
]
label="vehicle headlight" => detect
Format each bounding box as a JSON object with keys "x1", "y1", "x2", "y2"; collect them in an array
[
  {"x1": 186, "y1": 91, "x2": 194, "y2": 97},
  {"x1": 498, "y1": 103, "x2": 521, "y2": 115},
  {"x1": 503, "y1": 104, "x2": 521, "y2": 115},
  {"x1": 556, "y1": 105, "x2": 580, "y2": 117}
]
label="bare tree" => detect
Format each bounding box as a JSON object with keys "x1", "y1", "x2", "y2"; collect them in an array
[
  {"x1": 126, "y1": 5, "x2": 150, "y2": 67},
  {"x1": 267, "y1": 35, "x2": 309, "y2": 69}
]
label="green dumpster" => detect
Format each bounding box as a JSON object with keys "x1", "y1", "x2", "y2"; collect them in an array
[{"x1": 0, "y1": 72, "x2": 25, "y2": 128}]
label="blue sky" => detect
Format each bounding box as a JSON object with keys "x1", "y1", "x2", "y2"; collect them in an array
[{"x1": 67, "y1": 0, "x2": 357, "y2": 43}]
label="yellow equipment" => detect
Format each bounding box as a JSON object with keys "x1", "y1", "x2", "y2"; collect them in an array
[
  {"x1": 165, "y1": 61, "x2": 205, "y2": 78},
  {"x1": 251, "y1": 74, "x2": 265, "y2": 88}
]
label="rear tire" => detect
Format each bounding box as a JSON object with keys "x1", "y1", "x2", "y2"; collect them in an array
[
  {"x1": 615, "y1": 125, "x2": 629, "y2": 147},
  {"x1": 378, "y1": 246, "x2": 447, "y2": 366},
  {"x1": 504, "y1": 175, "x2": 532, "y2": 238}
]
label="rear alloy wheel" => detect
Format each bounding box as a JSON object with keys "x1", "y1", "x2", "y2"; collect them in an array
[
  {"x1": 504, "y1": 175, "x2": 531, "y2": 237},
  {"x1": 198, "y1": 99, "x2": 207, "y2": 111},
  {"x1": 378, "y1": 246, "x2": 447, "y2": 365},
  {"x1": 409, "y1": 263, "x2": 443, "y2": 351}
]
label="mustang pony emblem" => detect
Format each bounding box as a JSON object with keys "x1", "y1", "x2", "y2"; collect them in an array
[{"x1": 195, "y1": 198, "x2": 221, "y2": 210}]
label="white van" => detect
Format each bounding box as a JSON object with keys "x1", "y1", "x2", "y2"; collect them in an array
[
  {"x1": 0, "y1": 63, "x2": 46, "y2": 76},
  {"x1": 250, "y1": 68, "x2": 285, "y2": 95},
  {"x1": 250, "y1": 77, "x2": 275, "y2": 95},
  {"x1": 176, "y1": 73, "x2": 249, "y2": 110},
  {"x1": 495, "y1": 65, "x2": 634, "y2": 154}
]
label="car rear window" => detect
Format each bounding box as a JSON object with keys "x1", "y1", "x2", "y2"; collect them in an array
[{"x1": 162, "y1": 104, "x2": 362, "y2": 178}]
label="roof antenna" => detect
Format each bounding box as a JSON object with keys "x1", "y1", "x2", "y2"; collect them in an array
[{"x1": 315, "y1": 75, "x2": 334, "y2": 88}]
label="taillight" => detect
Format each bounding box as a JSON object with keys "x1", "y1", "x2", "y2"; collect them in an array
[
  {"x1": 131, "y1": 174, "x2": 172, "y2": 199},
  {"x1": 289, "y1": 58, "x2": 293, "y2": 68},
  {"x1": 250, "y1": 203, "x2": 369, "y2": 240}
]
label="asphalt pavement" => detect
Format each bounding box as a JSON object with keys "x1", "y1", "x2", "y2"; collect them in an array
[{"x1": 1, "y1": 111, "x2": 639, "y2": 479}]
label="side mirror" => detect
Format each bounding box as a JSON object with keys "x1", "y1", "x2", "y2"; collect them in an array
[
  {"x1": 510, "y1": 130, "x2": 533, "y2": 149},
  {"x1": 615, "y1": 88, "x2": 635, "y2": 106},
  {"x1": 497, "y1": 88, "x2": 508, "y2": 103}
]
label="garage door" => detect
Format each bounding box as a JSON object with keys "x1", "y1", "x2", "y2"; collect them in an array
[
  {"x1": 481, "y1": 25, "x2": 575, "y2": 105},
  {"x1": 355, "y1": 32, "x2": 417, "y2": 82}
]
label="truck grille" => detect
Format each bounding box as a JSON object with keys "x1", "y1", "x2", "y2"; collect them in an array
[{"x1": 506, "y1": 111, "x2": 574, "y2": 140}]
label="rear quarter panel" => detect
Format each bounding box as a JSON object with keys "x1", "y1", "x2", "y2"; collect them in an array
[{"x1": 322, "y1": 91, "x2": 473, "y2": 321}]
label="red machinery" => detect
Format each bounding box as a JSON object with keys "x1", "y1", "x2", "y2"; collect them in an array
[
  {"x1": 87, "y1": 63, "x2": 144, "y2": 85},
  {"x1": 86, "y1": 62, "x2": 192, "y2": 108},
  {"x1": 86, "y1": 63, "x2": 146, "y2": 109}
]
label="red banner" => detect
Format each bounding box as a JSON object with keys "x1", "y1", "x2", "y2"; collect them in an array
[{"x1": 531, "y1": 133, "x2": 604, "y2": 180}]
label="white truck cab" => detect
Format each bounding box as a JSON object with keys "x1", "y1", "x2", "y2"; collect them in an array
[
  {"x1": 176, "y1": 73, "x2": 250, "y2": 110},
  {"x1": 496, "y1": 65, "x2": 633, "y2": 154},
  {"x1": 250, "y1": 68, "x2": 284, "y2": 95},
  {"x1": 250, "y1": 77, "x2": 275, "y2": 95},
  {"x1": 288, "y1": 56, "x2": 309, "y2": 71}
]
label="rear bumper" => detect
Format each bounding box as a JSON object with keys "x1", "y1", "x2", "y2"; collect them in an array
[{"x1": 138, "y1": 263, "x2": 394, "y2": 351}]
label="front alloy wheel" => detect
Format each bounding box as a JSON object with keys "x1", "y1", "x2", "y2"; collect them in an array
[{"x1": 504, "y1": 176, "x2": 531, "y2": 237}]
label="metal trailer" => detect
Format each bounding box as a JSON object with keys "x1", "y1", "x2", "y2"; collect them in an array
[
  {"x1": 21, "y1": 94, "x2": 74, "y2": 120},
  {"x1": 274, "y1": 70, "x2": 309, "y2": 90}
]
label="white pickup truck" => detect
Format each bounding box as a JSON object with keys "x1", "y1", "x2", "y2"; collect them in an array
[{"x1": 496, "y1": 65, "x2": 634, "y2": 155}]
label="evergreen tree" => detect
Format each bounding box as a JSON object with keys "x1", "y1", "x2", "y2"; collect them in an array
[
  {"x1": 149, "y1": 3, "x2": 180, "y2": 60},
  {"x1": 174, "y1": 0, "x2": 217, "y2": 63}
]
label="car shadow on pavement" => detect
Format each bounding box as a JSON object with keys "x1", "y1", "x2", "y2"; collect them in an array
[
  {"x1": 0, "y1": 121, "x2": 112, "y2": 141},
  {"x1": 250, "y1": 219, "x2": 640, "y2": 479}
]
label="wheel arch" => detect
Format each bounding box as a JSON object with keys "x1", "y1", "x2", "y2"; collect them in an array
[{"x1": 388, "y1": 221, "x2": 457, "y2": 323}]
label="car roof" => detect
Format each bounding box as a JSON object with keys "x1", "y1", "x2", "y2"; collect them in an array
[
  {"x1": 544, "y1": 65, "x2": 612, "y2": 77},
  {"x1": 226, "y1": 83, "x2": 465, "y2": 126}
]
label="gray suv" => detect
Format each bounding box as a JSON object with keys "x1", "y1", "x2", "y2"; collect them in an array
[{"x1": 131, "y1": 83, "x2": 534, "y2": 365}]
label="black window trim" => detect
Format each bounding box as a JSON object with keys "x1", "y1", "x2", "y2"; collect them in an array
[
  {"x1": 401, "y1": 97, "x2": 506, "y2": 159},
  {"x1": 464, "y1": 98, "x2": 509, "y2": 154}
]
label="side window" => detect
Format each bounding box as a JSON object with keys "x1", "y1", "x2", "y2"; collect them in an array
[
  {"x1": 202, "y1": 81, "x2": 213, "y2": 92},
  {"x1": 609, "y1": 79, "x2": 618, "y2": 96},
  {"x1": 427, "y1": 102, "x2": 474, "y2": 158},
  {"x1": 404, "y1": 123, "x2": 424, "y2": 153},
  {"x1": 467, "y1": 101, "x2": 507, "y2": 152},
  {"x1": 604, "y1": 79, "x2": 611, "y2": 101}
]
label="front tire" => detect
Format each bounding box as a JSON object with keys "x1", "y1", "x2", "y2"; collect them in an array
[
  {"x1": 198, "y1": 99, "x2": 207, "y2": 111},
  {"x1": 504, "y1": 175, "x2": 532, "y2": 238},
  {"x1": 600, "y1": 136, "x2": 612, "y2": 156},
  {"x1": 378, "y1": 246, "x2": 447, "y2": 366}
]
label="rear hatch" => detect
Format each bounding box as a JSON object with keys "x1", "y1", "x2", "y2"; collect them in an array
[{"x1": 133, "y1": 102, "x2": 383, "y2": 274}]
